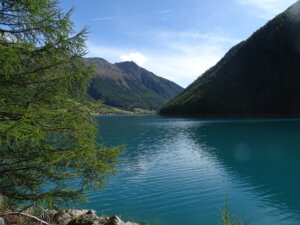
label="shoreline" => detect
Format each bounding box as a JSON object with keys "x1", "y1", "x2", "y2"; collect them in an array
[{"x1": 1, "y1": 209, "x2": 139, "y2": 225}]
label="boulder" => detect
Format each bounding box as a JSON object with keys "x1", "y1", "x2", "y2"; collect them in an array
[
  {"x1": 0, "y1": 217, "x2": 4, "y2": 225},
  {"x1": 53, "y1": 211, "x2": 72, "y2": 225},
  {"x1": 52, "y1": 209, "x2": 91, "y2": 225},
  {"x1": 49, "y1": 209, "x2": 139, "y2": 225},
  {"x1": 106, "y1": 216, "x2": 139, "y2": 225},
  {"x1": 106, "y1": 216, "x2": 121, "y2": 225},
  {"x1": 67, "y1": 214, "x2": 102, "y2": 225},
  {"x1": 42, "y1": 209, "x2": 58, "y2": 222}
]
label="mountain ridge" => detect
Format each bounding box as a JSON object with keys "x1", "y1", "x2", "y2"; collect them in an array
[{"x1": 85, "y1": 57, "x2": 183, "y2": 111}]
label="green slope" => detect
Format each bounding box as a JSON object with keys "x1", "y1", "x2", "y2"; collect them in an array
[
  {"x1": 94, "y1": 104, "x2": 155, "y2": 115},
  {"x1": 85, "y1": 58, "x2": 183, "y2": 111},
  {"x1": 160, "y1": 1, "x2": 300, "y2": 117}
]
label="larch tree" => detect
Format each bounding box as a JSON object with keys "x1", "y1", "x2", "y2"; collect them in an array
[{"x1": 0, "y1": 0, "x2": 121, "y2": 208}]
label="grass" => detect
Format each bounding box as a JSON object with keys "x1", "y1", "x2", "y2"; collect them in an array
[
  {"x1": 95, "y1": 104, "x2": 156, "y2": 115},
  {"x1": 220, "y1": 198, "x2": 249, "y2": 225}
]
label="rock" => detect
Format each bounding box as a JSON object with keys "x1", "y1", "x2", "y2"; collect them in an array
[
  {"x1": 106, "y1": 216, "x2": 139, "y2": 225},
  {"x1": 50, "y1": 209, "x2": 139, "y2": 225},
  {"x1": 52, "y1": 209, "x2": 92, "y2": 225},
  {"x1": 53, "y1": 211, "x2": 72, "y2": 225},
  {"x1": 42, "y1": 209, "x2": 58, "y2": 222},
  {"x1": 66, "y1": 209, "x2": 90, "y2": 218},
  {"x1": 0, "y1": 217, "x2": 4, "y2": 225},
  {"x1": 86, "y1": 210, "x2": 97, "y2": 215},
  {"x1": 107, "y1": 216, "x2": 122, "y2": 225},
  {"x1": 67, "y1": 214, "x2": 101, "y2": 225},
  {"x1": 121, "y1": 221, "x2": 140, "y2": 225}
]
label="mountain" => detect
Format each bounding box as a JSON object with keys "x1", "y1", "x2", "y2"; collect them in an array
[
  {"x1": 85, "y1": 58, "x2": 183, "y2": 111},
  {"x1": 160, "y1": 1, "x2": 300, "y2": 117}
]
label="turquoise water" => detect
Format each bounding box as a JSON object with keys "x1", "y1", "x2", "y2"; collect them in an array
[{"x1": 83, "y1": 115, "x2": 300, "y2": 225}]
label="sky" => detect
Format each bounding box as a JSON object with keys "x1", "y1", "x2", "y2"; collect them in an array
[{"x1": 60, "y1": 0, "x2": 296, "y2": 87}]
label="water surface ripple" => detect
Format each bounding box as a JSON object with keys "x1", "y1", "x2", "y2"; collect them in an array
[{"x1": 82, "y1": 115, "x2": 300, "y2": 225}]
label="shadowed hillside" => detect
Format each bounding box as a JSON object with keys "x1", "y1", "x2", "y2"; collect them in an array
[{"x1": 160, "y1": 1, "x2": 300, "y2": 117}]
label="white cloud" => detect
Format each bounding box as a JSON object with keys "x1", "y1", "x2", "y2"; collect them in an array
[
  {"x1": 120, "y1": 52, "x2": 147, "y2": 67},
  {"x1": 87, "y1": 42, "x2": 147, "y2": 66},
  {"x1": 144, "y1": 53, "x2": 221, "y2": 87},
  {"x1": 157, "y1": 31, "x2": 240, "y2": 45},
  {"x1": 143, "y1": 30, "x2": 240, "y2": 87},
  {"x1": 235, "y1": 0, "x2": 296, "y2": 18},
  {"x1": 86, "y1": 30, "x2": 241, "y2": 87}
]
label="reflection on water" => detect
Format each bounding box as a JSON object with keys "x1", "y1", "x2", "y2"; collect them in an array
[{"x1": 82, "y1": 115, "x2": 300, "y2": 225}]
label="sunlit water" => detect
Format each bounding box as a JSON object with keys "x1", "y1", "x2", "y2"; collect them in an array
[{"x1": 80, "y1": 115, "x2": 300, "y2": 225}]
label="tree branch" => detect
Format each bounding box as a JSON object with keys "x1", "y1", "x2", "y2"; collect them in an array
[{"x1": 2, "y1": 212, "x2": 52, "y2": 225}]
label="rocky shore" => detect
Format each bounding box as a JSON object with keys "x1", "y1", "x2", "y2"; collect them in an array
[
  {"x1": 1, "y1": 209, "x2": 139, "y2": 225},
  {"x1": 49, "y1": 209, "x2": 139, "y2": 225}
]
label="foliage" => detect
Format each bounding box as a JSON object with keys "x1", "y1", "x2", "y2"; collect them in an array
[
  {"x1": 160, "y1": 1, "x2": 300, "y2": 117},
  {"x1": 0, "y1": 0, "x2": 121, "y2": 208}
]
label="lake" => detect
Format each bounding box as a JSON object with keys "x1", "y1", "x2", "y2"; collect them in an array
[{"x1": 82, "y1": 115, "x2": 300, "y2": 225}]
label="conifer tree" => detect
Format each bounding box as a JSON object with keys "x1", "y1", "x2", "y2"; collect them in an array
[{"x1": 0, "y1": 0, "x2": 121, "y2": 208}]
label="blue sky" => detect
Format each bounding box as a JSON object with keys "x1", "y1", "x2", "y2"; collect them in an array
[{"x1": 61, "y1": 0, "x2": 296, "y2": 87}]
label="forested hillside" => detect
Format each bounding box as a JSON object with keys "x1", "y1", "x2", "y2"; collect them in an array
[{"x1": 160, "y1": 1, "x2": 300, "y2": 117}]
